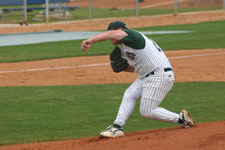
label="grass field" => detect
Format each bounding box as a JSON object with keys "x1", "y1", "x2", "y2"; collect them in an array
[
  {"x1": 0, "y1": 82, "x2": 225, "y2": 145},
  {"x1": 66, "y1": 7, "x2": 222, "y2": 21},
  {"x1": 0, "y1": 20, "x2": 225, "y2": 63}
]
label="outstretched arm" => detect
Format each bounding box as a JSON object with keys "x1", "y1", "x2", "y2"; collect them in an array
[{"x1": 81, "y1": 30, "x2": 127, "y2": 51}]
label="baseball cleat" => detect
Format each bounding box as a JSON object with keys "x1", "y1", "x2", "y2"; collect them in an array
[
  {"x1": 99, "y1": 125, "x2": 124, "y2": 138},
  {"x1": 179, "y1": 109, "x2": 196, "y2": 128}
]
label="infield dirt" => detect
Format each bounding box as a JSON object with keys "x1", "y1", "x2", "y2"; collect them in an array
[
  {"x1": 0, "y1": 1, "x2": 225, "y2": 149},
  {"x1": 0, "y1": 121, "x2": 225, "y2": 150}
]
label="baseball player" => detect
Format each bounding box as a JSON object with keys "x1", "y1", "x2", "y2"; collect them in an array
[{"x1": 81, "y1": 21, "x2": 195, "y2": 138}]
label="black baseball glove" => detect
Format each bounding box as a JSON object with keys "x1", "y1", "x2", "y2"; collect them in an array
[{"x1": 110, "y1": 46, "x2": 129, "y2": 73}]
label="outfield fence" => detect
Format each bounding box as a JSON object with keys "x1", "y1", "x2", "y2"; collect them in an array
[{"x1": 0, "y1": 0, "x2": 224, "y2": 25}]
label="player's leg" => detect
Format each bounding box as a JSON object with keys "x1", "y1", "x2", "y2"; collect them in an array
[
  {"x1": 114, "y1": 78, "x2": 143, "y2": 127},
  {"x1": 140, "y1": 70, "x2": 195, "y2": 127},
  {"x1": 100, "y1": 78, "x2": 143, "y2": 138},
  {"x1": 140, "y1": 70, "x2": 179, "y2": 123}
]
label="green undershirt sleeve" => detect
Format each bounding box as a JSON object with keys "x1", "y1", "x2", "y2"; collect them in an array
[{"x1": 119, "y1": 29, "x2": 146, "y2": 49}]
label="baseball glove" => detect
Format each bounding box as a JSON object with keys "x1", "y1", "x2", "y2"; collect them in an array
[{"x1": 110, "y1": 46, "x2": 129, "y2": 73}]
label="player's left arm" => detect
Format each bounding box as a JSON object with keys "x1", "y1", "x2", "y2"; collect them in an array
[{"x1": 124, "y1": 66, "x2": 134, "y2": 72}]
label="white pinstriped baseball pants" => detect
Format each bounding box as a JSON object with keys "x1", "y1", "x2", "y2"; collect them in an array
[{"x1": 114, "y1": 69, "x2": 180, "y2": 127}]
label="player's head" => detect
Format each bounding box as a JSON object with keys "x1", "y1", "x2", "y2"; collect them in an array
[
  {"x1": 107, "y1": 21, "x2": 128, "y2": 31},
  {"x1": 107, "y1": 21, "x2": 127, "y2": 45}
]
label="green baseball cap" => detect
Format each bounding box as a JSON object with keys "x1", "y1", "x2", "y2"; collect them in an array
[{"x1": 107, "y1": 21, "x2": 128, "y2": 30}]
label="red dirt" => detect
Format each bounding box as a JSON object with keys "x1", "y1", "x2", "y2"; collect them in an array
[
  {"x1": 0, "y1": 49, "x2": 225, "y2": 87},
  {"x1": 0, "y1": 2, "x2": 225, "y2": 149},
  {"x1": 1, "y1": 121, "x2": 225, "y2": 150}
]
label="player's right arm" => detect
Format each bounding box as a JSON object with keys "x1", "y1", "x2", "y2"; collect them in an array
[{"x1": 81, "y1": 30, "x2": 128, "y2": 51}]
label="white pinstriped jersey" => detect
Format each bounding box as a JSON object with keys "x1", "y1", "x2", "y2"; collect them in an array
[{"x1": 120, "y1": 31, "x2": 172, "y2": 79}]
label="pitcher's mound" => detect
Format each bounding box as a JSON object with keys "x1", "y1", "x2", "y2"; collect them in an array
[{"x1": 1, "y1": 121, "x2": 225, "y2": 150}]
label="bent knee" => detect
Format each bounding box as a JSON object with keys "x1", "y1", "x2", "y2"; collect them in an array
[
  {"x1": 140, "y1": 109, "x2": 154, "y2": 118},
  {"x1": 123, "y1": 90, "x2": 140, "y2": 101}
]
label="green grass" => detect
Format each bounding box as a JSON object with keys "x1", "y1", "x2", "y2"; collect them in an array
[
  {"x1": 53, "y1": 7, "x2": 223, "y2": 22},
  {"x1": 69, "y1": 7, "x2": 175, "y2": 20},
  {"x1": 139, "y1": 20, "x2": 225, "y2": 50},
  {"x1": 0, "y1": 20, "x2": 225, "y2": 63},
  {"x1": 1, "y1": 6, "x2": 222, "y2": 23},
  {"x1": 0, "y1": 82, "x2": 224, "y2": 145}
]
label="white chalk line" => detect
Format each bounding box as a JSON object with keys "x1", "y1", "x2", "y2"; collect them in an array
[
  {"x1": 168, "y1": 52, "x2": 225, "y2": 59},
  {"x1": 0, "y1": 63, "x2": 109, "y2": 74},
  {"x1": 0, "y1": 52, "x2": 225, "y2": 74}
]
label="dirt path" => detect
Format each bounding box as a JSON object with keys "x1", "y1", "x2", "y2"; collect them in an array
[
  {"x1": 0, "y1": 48, "x2": 225, "y2": 87},
  {"x1": 1, "y1": 121, "x2": 225, "y2": 150}
]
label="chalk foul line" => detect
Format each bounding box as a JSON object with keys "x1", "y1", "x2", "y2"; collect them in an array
[
  {"x1": 0, "y1": 63, "x2": 109, "y2": 74},
  {"x1": 0, "y1": 52, "x2": 225, "y2": 74}
]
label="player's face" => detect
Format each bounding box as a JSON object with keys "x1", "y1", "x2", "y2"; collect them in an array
[
  {"x1": 111, "y1": 40, "x2": 121, "y2": 45},
  {"x1": 109, "y1": 28, "x2": 124, "y2": 45},
  {"x1": 111, "y1": 28, "x2": 123, "y2": 45}
]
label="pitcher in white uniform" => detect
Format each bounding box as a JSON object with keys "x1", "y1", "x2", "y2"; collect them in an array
[{"x1": 81, "y1": 21, "x2": 195, "y2": 138}]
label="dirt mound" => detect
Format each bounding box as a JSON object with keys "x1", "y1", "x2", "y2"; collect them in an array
[{"x1": 1, "y1": 121, "x2": 224, "y2": 150}]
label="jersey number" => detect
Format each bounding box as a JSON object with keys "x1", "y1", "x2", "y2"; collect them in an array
[{"x1": 153, "y1": 41, "x2": 162, "y2": 52}]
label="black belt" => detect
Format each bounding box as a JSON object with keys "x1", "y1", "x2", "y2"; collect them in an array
[{"x1": 145, "y1": 67, "x2": 173, "y2": 78}]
